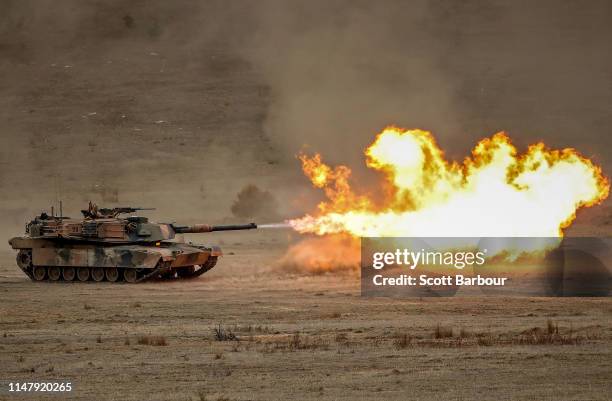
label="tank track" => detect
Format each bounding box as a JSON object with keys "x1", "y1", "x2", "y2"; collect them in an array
[
  {"x1": 175, "y1": 256, "x2": 218, "y2": 279},
  {"x1": 16, "y1": 249, "x2": 218, "y2": 283}
]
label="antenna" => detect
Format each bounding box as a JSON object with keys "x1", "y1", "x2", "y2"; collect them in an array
[{"x1": 53, "y1": 169, "x2": 63, "y2": 219}]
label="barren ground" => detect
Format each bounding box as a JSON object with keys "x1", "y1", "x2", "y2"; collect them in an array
[{"x1": 1, "y1": 231, "x2": 611, "y2": 401}]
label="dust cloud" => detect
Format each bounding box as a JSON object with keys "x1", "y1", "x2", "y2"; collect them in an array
[
  {"x1": 0, "y1": 0, "x2": 610, "y2": 237},
  {"x1": 231, "y1": 184, "x2": 280, "y2": 222},
  {"x1": 277, "y1": 234, "x2": 360, "y2": 274},
  {"x1": 240, "y1": 0, "x2": 612, "y2": 175}
]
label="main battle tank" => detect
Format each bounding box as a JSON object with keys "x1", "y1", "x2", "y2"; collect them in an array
[{"x1": 8, "y1": 202, "x2": 257, "y2": 283}]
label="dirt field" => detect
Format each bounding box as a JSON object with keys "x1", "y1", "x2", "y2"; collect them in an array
[
  {"x1": 1, "y1": 231, "x2": 611, "y2": 401},
  {"x1": 1, "y1": 1, "x2": 612, "y2": 400}
]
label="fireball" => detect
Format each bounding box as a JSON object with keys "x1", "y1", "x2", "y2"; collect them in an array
[{"x1": 289, "y1": 127, "x2": 609, "y2": 238}]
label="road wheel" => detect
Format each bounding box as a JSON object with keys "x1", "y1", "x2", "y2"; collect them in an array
[
  {"x1": 91, "y1": 267, "x2": 105, "y2": 282},
  {"x1": 32, "y1": 266, "x2": 47, "y2": 281},
  {"x1": 105, "y1": 267, "x2": 119, "y2": 282},
  {"x1": 62, "y1": 266, "x2": 76, "y2": 281},
  {"x1": 17, "y1": 250, "x2": 33, "y2": 269},
  {"x1": 77, "y1": 267, "x2": 90, "y2": 282},
  {"x1": 48, "y1": 266, "x2": 61, "y2": 281},
  {"x1": 160, "y1": 270, "x2": 176, "y2": 279},
  {"x1": 123, "y1": 269, "x2": 137, "y2": 283}
]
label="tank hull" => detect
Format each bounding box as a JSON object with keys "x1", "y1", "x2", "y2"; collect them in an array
[{"x1": 9, "y1": 237, "x2": 222, "y2": 283}]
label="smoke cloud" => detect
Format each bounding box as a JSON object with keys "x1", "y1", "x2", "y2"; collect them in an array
[{"x1": 0, "y1": 0, "x2": 610, "y2": 232}]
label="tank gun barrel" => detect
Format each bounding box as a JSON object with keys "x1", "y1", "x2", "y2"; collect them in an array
[
  {"x1": 173, "y1": 223, "x2": 257, "y2": 234},
  {"x1": 211, "y1": 223, "x2": 258, "y2": 232},
  {"x1": 103, "y1": 207, "x2": 155, "y2": 215}
]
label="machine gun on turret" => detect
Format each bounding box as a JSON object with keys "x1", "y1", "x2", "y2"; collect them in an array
[{"x1": 81, "y1": 202, "x2": 155, "y2": 218}]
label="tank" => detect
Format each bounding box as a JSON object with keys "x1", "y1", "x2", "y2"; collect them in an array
[{"x1": 8, "y1": 202, "x2": 257, "y2": 283}]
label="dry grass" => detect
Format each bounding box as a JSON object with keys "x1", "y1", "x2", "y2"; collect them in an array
[
  {"x1": 514, "y1": 322, "x2": 579, "y2": 345},
  {"x1": 213, "y1": 323, "x2": 238, "y2": 341},
  {"x1": 335, "y1": 333, "x2": 348, "y2": 343},
  {"x1": 3, "y1": 276, "x2": 611, "y2": 401},
  {"x1": 474, "y1": 319, "x2": 601, "y2": 347},
  {"x1": 259, "y1": 332, "x2": 329, "y2": 353},
  {"x1": 393, "y1": 333, "x2": 413, "y2": 349},
  {"x1": 230, "y1": 320, "x2": 597, "y2": 353},
  {"x1": 459, "y1": 327, "x2": 472, "y2": 338},
  {"x1": 434, "y1": 324, "x2": 453, "y2": 339},
  {"x1": 289, "y1": 332, "x2": 330, "y2": 351},
  {"x1": 197, "y1": 391, "x2": 231, "y2": 401},
  {"x1": 226, "y1": 324, "x2": 273, "y2": 334},
  {"x1": 476, "y1": 334, "x2": 495, "y2": 347},
  {"x1": 384, "y1": 320, "x2": 602, "y2": 349},
  {"x1": 137, "y1": 335, "x2": 168, "y2": 346}
]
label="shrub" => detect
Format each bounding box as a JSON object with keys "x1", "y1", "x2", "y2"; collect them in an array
[{"x1": 137, "y1": 336, "x2": 168, "y2": 346}]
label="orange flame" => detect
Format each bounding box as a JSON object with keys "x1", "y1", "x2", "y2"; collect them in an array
[{"x1": 289, "y1": 127, "x2": 609, "y2": 238}]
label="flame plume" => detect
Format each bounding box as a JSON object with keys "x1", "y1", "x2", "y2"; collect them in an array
[{"x1": 289, "y1": 127, "x2": 609, "y2": 238}]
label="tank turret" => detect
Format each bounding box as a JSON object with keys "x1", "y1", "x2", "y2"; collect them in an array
[
  {"x1": 9, "y1": 203, "x2": 258, "y2": 283},
  {"x1": 18, "y1": 202, "x2": 257, "y2": 244}
]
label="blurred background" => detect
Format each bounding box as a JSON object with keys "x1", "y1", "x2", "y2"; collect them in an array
[{"x1": 0, "y1": 0, "x2": 610, "y2": 236}]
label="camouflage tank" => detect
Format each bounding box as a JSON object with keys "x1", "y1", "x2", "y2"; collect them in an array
[{"x1": 8, "y1": 202, "x2": 257, "y2": 283}]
